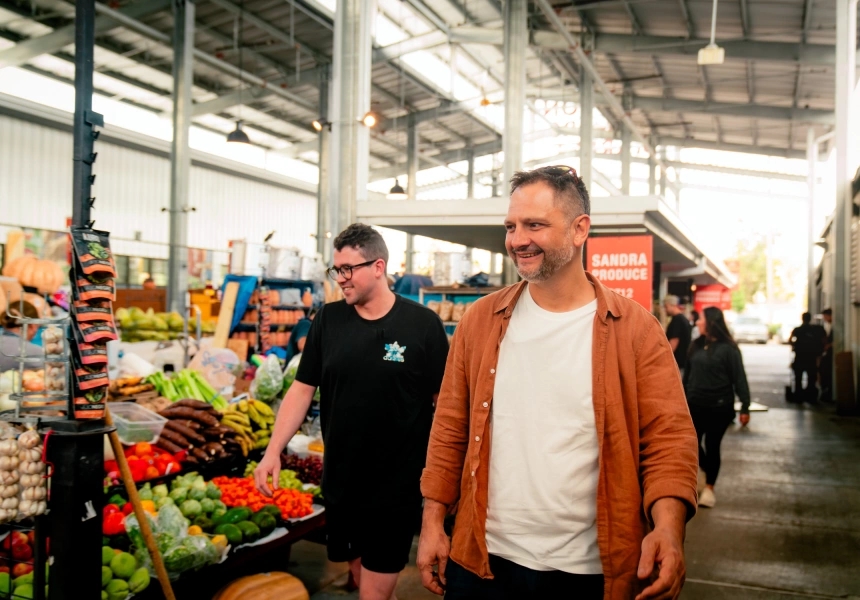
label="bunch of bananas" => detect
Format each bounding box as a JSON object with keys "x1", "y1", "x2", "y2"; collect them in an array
[{"x1": 220, "y1": 398, "x2": 275, "y2": 455}]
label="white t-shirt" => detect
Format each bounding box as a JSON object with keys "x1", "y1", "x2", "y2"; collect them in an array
[{"x1": 486, "y1": 285, "x2": 602, "y2": 575}]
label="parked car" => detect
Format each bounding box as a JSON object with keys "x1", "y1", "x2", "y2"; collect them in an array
[{"x1": 732, "y1": 316, "x2": 770, "y2": 344}]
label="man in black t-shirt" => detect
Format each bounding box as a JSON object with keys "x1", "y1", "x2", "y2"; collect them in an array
[
  {"x1": 255, "y1": 224, "x2": 449, "y2": 600},
  {"x1": 663, "y1": 295, "x2": 692, "y2": 371},
  {"x1": 790, "y1": 312, "x2": 826, "y2": 403}
]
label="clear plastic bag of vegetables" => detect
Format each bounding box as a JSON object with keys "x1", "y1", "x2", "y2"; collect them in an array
[
  {"x1": 250, "y1": 354, "x2": 284, "y2": 404},
  {"x1": 162, "y1": 534, "x2": 219, "y2": 575}
]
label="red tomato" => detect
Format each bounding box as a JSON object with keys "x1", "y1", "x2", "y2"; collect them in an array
[
  {"x1": 144, "y1": 466, "x2": 159, "y2": 480},
  {"x1": 134, "y1": 442, "x2": 153, "y2": 456}
]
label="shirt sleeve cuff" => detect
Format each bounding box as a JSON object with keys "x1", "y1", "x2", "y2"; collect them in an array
[
  {"x1": 420, "y1": 470, "x2": 461, "y2": 506},
  {"x1": 643, "y1": 481, "x2": 698, "y2": 525}
]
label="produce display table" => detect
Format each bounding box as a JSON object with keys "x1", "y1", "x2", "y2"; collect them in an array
[{"x1": 136, "y1": 511, "x2": 327, "y2": 599}]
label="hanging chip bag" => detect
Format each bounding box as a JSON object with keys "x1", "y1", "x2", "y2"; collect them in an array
[
  {"x1": 71, "y1": 325, "x2": 109, "y2": 365},
  {"x1": 72, "y1": 300, "x2": 114, "y2": 323},
  {"x1": 70, "y1": 227, "x2": 116, "y2": 278}
]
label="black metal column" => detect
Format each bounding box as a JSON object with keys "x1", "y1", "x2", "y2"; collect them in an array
[{"x1": 53, "y1": 0, "x2": 106, "y2": 597}]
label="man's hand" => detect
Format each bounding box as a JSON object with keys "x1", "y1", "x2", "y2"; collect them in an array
[
  {"x1": 635, "y1": 526, "x2": 685, "y2": 600},
  {"x1": 636, "y1": 498, "x2": 687, "y2": 600},
  {"x1": 417, "y1": 500, "x2": 450, "y2": 595},
  {"x1": 739, "y1": 413, "x2": 750, "y2": 426},
  {"x1": 253, "y1": 452, "x2": 281, "y2": 498}
]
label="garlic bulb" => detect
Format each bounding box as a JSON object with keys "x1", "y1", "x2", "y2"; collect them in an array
[
  {"x1": 0, "y1": 456, "x2": 17, "y2": 471},
  {"x1": 17, "y1": 430, "x2": 40, "y2": 450},
  {"x1": 0, "y1": 470, "x2": 19, "y2": 486},
  {"x1": 17, "y1": 499, "x2": 31, "y2": 516},
  {"x1": 22, "y1": 487, "x2": 45, "y2": 501},
  {"x1": 19, "y1": 474, "x2": 38, "y2": 488},
  {"x1": 0, "y1": 440, "x2": 17, "y2": 457},
  {"x1": 2, "y1": 497, "x2": 18, "y2": 510},
  {"x1": 0, "y1": 484, "x2": 18, "y2": 499},
  {"x1": 35, "y1": 501, "x2": 46, "y2": 515},
  {"x1": 18, "y1": 449, "x2": 40, "y2": 463}
]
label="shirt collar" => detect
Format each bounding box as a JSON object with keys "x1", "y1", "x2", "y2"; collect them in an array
[{"x1": 492, "y1": 272, "x2": 623, "y2": 322}]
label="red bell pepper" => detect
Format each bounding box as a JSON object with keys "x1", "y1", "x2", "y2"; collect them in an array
[
  {"x1": 121, "y1": 503, "x2": 134, "y2": 516},
  {"x1": 103, "y1": 512, "x2": 126, "y2": 536},
  {"x1": 104, "y1": 460, "x2": 118, "y2": 474},
  {"x1": 103, "y1": 504, "x2": 120, "y2": 517}
]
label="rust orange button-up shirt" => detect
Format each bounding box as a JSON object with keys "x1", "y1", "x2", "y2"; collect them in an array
[{"x1": 421, "y1": 275, "x2": 698, "y2": 599}]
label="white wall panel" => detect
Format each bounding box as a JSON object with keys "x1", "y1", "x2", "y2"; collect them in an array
[{"x1": 0, "y1": 114, "x2": 317, "y2": 260}]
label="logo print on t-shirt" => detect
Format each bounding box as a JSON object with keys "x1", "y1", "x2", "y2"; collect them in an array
[{"x1": 383, "y1": 342, "x2": 406, "y2": 363}]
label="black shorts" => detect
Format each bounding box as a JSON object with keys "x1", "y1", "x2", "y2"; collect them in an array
[{"x1": 325, "y1": 501, "x2": 421, "y2": 574}]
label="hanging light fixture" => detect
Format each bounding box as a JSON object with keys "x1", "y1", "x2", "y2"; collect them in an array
[
  {"x1": 361, "y1": 111, "x2": 380, "y2": 128},
  {"x1": 387, "y1": 179, "x2": 408, "y2": 200},
  {"x1": 698, "y1": 0, "x2": 725, "y2": 65},
  {"x1": 312, "y1": 118, "x2": 331, "y2": 132},
  {"x1": 227, "y1": 120, "x2": 251, "y2": 144},
  {"x1": 227, "y1": 0, "x2": 252, "y2": 143}
]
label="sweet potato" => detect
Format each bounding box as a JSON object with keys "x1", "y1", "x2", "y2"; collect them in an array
[{"x1": 164, "y1": 420, "x2": 206, "y2": 445}]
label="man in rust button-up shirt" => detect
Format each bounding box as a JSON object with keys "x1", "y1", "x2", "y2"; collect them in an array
[{"x1": 417, "y1": 166, "x2": 698, "y2": 600}]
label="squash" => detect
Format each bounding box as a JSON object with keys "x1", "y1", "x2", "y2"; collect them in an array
[
  {"x1": 212, "y1": 572, "x2": 309, "y2": 600},
  {"x1": 1, "y1": 257, "x2": 65, "y2": 295}
]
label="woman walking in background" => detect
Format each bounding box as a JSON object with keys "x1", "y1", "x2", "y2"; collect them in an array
[{"x1": 684, "y1": 307, "x2": 751, "y2": 508}]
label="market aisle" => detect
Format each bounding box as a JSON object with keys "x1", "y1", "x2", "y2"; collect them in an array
[
  {"x1": 289, "y1": 343, "x2": 860, "y2": 599},
  {"x1": 682, "y1": 343, "x2": 860, "y2": 599}
]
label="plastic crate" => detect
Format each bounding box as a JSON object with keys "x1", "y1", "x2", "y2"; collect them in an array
[{"x1": 109, "y1": 402, "x2": 167, "y2": 445}]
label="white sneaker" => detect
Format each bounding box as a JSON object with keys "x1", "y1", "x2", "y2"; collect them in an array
[
  {"x1": 697, "y1": 469, "x2": 707, "y2": 494},
  {"x1": 698, "y1": 487, "x2": 716, "y2": 508}
]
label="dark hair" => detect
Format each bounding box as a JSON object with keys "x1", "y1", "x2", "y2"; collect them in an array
[
  {"x1": 802, "y1": 312, "x2": 811, "y2": 324},
  {"x1": 702, "y1": 306, "x2": 737, "y2": 348},
  {"x1": 333, "y1": 223, "x2": 389, "y2": 265},
  {"x1": 510, "y1": 166, "x2": 590, "y2": 220},
  {"x1": 822, "y1": 308, "x2": 832, "y2": 316},
  {"x1": 691, "y1": 310, "x2": 700, "y2": 322}
]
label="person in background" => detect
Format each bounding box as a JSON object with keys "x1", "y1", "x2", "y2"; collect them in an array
[
  {"x1": 0, "y1": 302, "x2": 42, "y2": 373},
  {"x1": 690, "y1": 310, "x2": 701, "y2": 342},
  {"x1": 684, "y1": 307, "x2": 750, "y2": 508},
  {"x1": 664, "y1": 295, "x2": 692, "y2": 373},
  {"x1": 418, "y1": 165, "x2": 698, "y2": 600},
  {"x1": 255, "y1": 224, "x2": 450, "y2": 600},
  {"x1": 789, "y1": 313, "x2": 826, "y2": 404},
  {"x1": 819, "y1": 308, "x2": 833, "y2": 403},
  {"x1": 283, "y1": 307, "x2": 316, "y2": 365},
  {"x1": 142, "y1": 277, "x2": 156, "y2": 290}
]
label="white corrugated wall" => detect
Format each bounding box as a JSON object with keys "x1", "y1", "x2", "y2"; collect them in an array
[{"x1": 0, "y1": 114, "x2": 318, "y2": 259}]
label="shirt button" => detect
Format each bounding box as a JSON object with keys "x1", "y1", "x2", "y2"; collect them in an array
[
  {"x1": 475, "y1": 436, "x2": 480, "y2": 442},
  {"x1": 490, "y1": 369, "x2": 496, "y2": 374},
  {"x1": 483, "y1": 402, "x2": 488, "y2": 408}
]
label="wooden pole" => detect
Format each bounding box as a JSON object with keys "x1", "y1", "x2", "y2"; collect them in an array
[{"x1": 105, "y1": 409, "x2": 176, "y2": 600}]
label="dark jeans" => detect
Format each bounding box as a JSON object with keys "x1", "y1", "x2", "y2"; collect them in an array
[
  {"x1": 689, "y1": 404, "x2": 735, "y2": 486},
  {"x1": 445, "y1": 556, "x2": 604, "y2": 600},
  {"x1": 793, "y1": 355, "x2": 819, "y2": 402}
]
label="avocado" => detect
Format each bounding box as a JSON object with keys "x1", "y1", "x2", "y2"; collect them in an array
[
  {"x1": 235, "y1": 521, "x2": 261, "y2": 543},
  {"x1": 214, "y1": 507, "x2": 252, "y2": 526},
  {"x1": 213, "y1": 523, "x2": 243, "y2": 545},
  {"x1": 251, "y1": 511, "x2": 277, "y2": 537},
  {"x1": 257, "y1": 504, "x2": 281, "y2": 518},
  {"x1": 193, "y1": 515, "x2": 215, "y2": 533}
]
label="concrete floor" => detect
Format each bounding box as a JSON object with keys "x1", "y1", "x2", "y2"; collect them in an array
[{"x1": 281, "y1": 343, "x2": 860, "y2": 599}]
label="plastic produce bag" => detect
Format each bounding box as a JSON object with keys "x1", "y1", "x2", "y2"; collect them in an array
[
  {"x1": 250, "y1": 354, "x2": 283, "y2": 404},
  {"x1": 162, "y1": 535, "x2": 219, "y2": 575},
  {"x1": 282, "y1": 354, "x2": 302, "y2": 392}
]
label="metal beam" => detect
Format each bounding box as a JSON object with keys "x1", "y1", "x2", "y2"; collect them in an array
[
  {"x1": 167, "y1": 0, "x2": 193, "y2": 314},
  {"x1": 657, "y1": 136, "x2": 807, "y2": 159},
  {"x1": 678, "y1": 0, "x2": 695, "y2": 38},
  {"x1": 580, "y1": 42, "x2": 594, "y2": 191},
  {"x1": 372, "y1": 30, "x2": 447, "y2": 63},
  {"x1": 802, "y1": 0, "x2": 814, "y2": 44},
  {"x1": 452, "y1": 27, "x2": 858, "y2": 67},
  {"x1": 0, "y1": 0, "x2": 170, "y2": 68},
  {"x1": 620, "y1": 0, "x2": 644, "y2": 35},
  {"x1": 739, "y1": 0, "x2": 750, "y2": 38},
  {"x1": 630, "y1": 96, "x2": 833, "y2": 123},
  {"x1": 503, "y1": 0, "x2": 527, "y2": 189}
]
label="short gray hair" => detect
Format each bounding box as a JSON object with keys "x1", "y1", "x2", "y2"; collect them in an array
[{"x1": 663, "y1": 295, "x2": 680, "y2": 307}]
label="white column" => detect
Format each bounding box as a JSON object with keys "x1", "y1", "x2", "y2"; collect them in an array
[
  {"x1": 579, "y1": 59, "x2": 594, "y2": 191},
  {"x1": 833, "y1": 0, "x2": 857, "y2": 364},
  {"x1": 330, "y1": 0, "x2": 374, "y2": 233},
  {"x1": 502, "y1": 0, "x2": 527, "y2": 190},
  {"x1": 167, "y1": 0, "x2": 194, "y2": 313},
  {"x1": 807, "y1": 127, "x2": 817, "y2": 313},
  {"x1": 317, "y1": 72, "x2": 332, "y2": 263}
]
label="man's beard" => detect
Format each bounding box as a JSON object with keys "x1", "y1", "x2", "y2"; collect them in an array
[{"x1": 509, "y1": 237, "x2": 576, "y2": 282}]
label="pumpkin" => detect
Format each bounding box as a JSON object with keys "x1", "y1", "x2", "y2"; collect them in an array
[
  {"x1": 1, "y1": 257, "x2": 65, "y2": 295},
  {"x1": 213, "y1": 572, "x2": 309, "y2": 600}
]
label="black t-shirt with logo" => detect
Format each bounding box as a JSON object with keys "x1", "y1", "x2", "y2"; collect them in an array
[
  {"x1": 295, "y1": 295, "x2": 450, "y2": 507},
  {"x1": 666, "y1": 313, "x2": 693, "y2": 368}
]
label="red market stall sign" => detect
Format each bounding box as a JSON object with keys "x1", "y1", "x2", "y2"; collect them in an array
[
  {"x1": 694, "y1": 284, "x2": 733, "y2": 314},
  {"x1": 587, "y1": 235, "x2": 653, "y2": 310}
]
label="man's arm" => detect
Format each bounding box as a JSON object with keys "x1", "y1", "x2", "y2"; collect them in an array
[
  {"x1": 668, "y1": 338, "x2": 680, "y2": 352},
  {"x1": 635, "y1": 498, "x2": 688, "y2": 600},
  {"x1": 253, "y1": 382, "x2": 315, "y2": 496}
]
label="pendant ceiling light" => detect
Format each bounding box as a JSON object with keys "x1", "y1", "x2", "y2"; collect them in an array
[
  {"x1": 387, "y1": 179, "x2": 408, "y2": 200},
  {"x1": 227, "y1": 120, "x2": 251, "y2": 144},
  {"x1": 227, "y1": 0, "x2": 252, "y2": 143}
]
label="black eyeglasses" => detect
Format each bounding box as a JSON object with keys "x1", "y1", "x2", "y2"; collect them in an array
[{"x1": 326, "y1": 260, "x2": 377, "y2": 281}]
